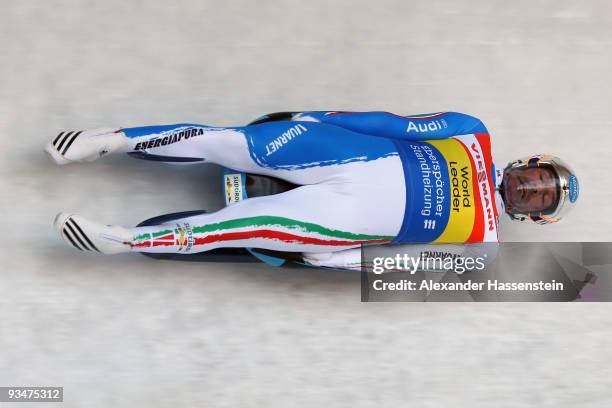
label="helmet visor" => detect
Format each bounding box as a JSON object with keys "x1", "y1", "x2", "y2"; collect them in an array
[{"x1": 503, "y1": 166, "x2": 560, "y2": 214}]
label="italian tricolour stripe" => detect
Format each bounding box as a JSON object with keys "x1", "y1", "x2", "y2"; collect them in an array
[
  {"x1": 402, "y1": 112, "x2": 447, "y2": 120},
  {"x1": 131, "y1": 216, "x2": 393, "y2": 249},
  {"x1": 130, "y1": 230, "x2": 175, "y2": 248}
]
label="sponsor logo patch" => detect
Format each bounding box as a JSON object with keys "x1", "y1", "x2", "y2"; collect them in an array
[
  {"x1": 175, "y1": 223, "x2": 194, "y2": 252},
  {"x1": 265, "y1": 124, "x2": 308, "y2": 156},
  {"x1": 406, "y1": 119, "x2": 448, "y2": 133},
  {"x1": 569, "y1": 174, "x2": 579, "y2": 203},
  {"x1": 224, "y1": 174, "x2": 243, "y2": 205},
  {"x1": 134, "y1": 127, "x2": 204, "y2": 150},
  {"x1": 470, "y1": 141, "x2": 496, "y2": 233},
  {"x1": 428, "y1": 138, "x2": 476, "y2": 243}
]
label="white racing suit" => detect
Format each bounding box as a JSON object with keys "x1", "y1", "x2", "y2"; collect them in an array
[{"x1": 52, "y1": 111, "x2": 503, "y2": 271}]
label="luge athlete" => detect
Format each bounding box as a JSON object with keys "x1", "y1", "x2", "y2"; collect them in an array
[{"x1": 44, "y1": 111, "x2": 579, "y2": 269}]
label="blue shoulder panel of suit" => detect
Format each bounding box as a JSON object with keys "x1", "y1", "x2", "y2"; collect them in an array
[{"x1": 294, "y1": 111, "x2": 487, "y2": 140}]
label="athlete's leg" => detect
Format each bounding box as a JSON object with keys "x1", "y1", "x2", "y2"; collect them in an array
[
  {"x1": 45, "y1": 121, "x2": 399, "y2": 185},
  {"x1": 55, "y1": 179, "x2": 401, "y2": 254},
  {"x1": 49, "y1": 121, "x2": 406, "y2": 255},
  {"x1": 122, "y1": 121, "x2": 402, "y2": 186}
]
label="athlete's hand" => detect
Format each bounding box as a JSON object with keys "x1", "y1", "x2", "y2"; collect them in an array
[{"x1": 45, "y1": 128, "x2": 127, "y2": 165}]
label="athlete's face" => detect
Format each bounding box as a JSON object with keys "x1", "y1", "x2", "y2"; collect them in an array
[{"x1": 503, "y1": 167, "x2": 558, "y2": 213}]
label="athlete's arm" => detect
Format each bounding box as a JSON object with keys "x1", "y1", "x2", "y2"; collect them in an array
[{"x1": 289, "y1": 111, "x2": 488, "y2": 140}]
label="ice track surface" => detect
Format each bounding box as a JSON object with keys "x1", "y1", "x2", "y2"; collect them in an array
[{"x1": 1, "y1": 1, "x2": 612, "y2": 407}]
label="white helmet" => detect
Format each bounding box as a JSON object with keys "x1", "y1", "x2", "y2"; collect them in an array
[{"x1": 503, "y1": 154, "x2": 579, "y2": 224}]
